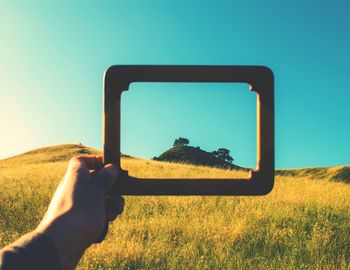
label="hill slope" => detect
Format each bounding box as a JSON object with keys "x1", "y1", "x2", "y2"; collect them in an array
[
  {"x1": 276, "y1": 165, "x2": 350, "y2": 184},
  {"x1": 154, "y1": 145, "x2": 245, "y2": 170},
  {"x1": 0, "y1": 144, "x2": 250, "y2": 179},
  {"x1": 1, "y1": 144, "x2": 349, "y2": 183},
  {"x1": 0, "y1": 144, "x2": 100, "y2": 168},
  {"x1": 0, "y1": 145, "x2": 349, "y2": 269}
]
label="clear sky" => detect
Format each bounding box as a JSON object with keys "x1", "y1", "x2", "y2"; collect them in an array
[{"x1": 0, "y1": 0, "x2": 349, "y2": 168}]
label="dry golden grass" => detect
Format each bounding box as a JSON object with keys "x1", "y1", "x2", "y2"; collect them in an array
[
  {"x1": 0, "y1": 144, "x2": 349, "y2": 269},
  {"x1": 121, "y1": 157, "x2": 250, "y2": 179}
]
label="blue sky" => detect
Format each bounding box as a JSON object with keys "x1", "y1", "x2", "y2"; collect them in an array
[
  {"x1": 122, "y1": 83, "x2": 256, "y2": 168},
  {"x1": 0, "y1": 0, "x2": 349, "y2": 168}
]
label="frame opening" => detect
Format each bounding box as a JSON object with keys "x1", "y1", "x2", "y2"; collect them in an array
[{"x1": 120, "y1": 82, "x2": 257, "y2": 179}]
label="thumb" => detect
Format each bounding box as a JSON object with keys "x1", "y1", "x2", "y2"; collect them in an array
[{"x1": 94, "y1": 164, "x2": 119, "y2": 194}]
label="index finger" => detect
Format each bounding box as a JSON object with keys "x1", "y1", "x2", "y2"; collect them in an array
[{"x1": 70, "y1": 155, "x2": 104, "y2": 171}]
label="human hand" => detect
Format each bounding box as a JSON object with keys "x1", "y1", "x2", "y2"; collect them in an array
[{"x1": 36, "y1": 156, "x2": 124, "y2": 269}]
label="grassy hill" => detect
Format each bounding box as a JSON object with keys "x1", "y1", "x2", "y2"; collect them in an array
[
  {"x1": 0, "y1": 144, "x2": 349, "y2": 269},
  {"x1": 276, "y1": 165, "x2": 350, "y2": 184},
  {"x1": 0, "y1": 144, "x2": 100, "y2": 167},
  {"x1": 153, "y1": 145, "x2": 242, "y2": 170}
]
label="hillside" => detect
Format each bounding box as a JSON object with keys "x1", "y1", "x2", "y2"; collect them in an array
[
  {"x1": 1, "y1": 144, "x2": 349, "y2": 183},
  {"x1": 0, "y1": 144, "x2": 250, "y2": 179},
  {"x1": 0, "y1": 145, "x2": 349, "y2": 269},
  {"x1": 0, "y1": 144, "x2": 133, "y2": 168},
  {"x1": 154, "y1": 145, "x2": 245, "y2": 170},
  {"x1": 276, "y1": 165, "x2": 350, "y2": 184},
  {"x1": 0, "y1": 144, "x2": 101, "y2": 168}
]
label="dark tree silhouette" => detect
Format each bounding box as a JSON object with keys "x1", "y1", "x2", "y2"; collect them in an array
[
  {"x1": 212, "y1": 148, "x2": 234, "y2": 164},
  {"x1": 173, "y1": 137, "x2": 190, "y2": 147}
]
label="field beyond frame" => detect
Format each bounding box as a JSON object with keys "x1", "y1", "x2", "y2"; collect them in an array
[
  {"x1": 121, "y1": 157, "x2": 250, "y2": 179},
  {"x1": 0, "y1": 144, "x2": 349, "y2": 269}
]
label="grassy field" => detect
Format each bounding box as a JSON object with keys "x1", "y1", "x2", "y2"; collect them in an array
[{"x1": 0, "y1": 144, "x2": 349, "y2": 269}]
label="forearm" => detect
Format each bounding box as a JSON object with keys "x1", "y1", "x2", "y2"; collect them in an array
[
  {"x1": 35, "y1": 211, "x2": 91, "y2": 269},
  {"x1": 0, "y1": 231, "x2": 61, "y2": 270}
]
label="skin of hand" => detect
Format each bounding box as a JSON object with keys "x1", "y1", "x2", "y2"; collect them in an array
[{"x1": 35, "y1": 156, "x2": 124, "y2": 269}]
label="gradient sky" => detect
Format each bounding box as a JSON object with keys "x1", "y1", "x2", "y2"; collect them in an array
[{"x1": 0, "y1": 0, "x2": 349, "y2": 168}]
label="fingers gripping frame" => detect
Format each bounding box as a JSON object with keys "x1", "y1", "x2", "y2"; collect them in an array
[{"x1": 103, "y1": 65, "x2": 274, "y2": 196}]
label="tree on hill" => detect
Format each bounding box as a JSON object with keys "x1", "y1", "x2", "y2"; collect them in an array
[
  {"x1": 173, "y1": 137, "x2": 190, "y2": 147},
  {"x1": 212, "y1": 148, "x2": 234, "y2": 164}
]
